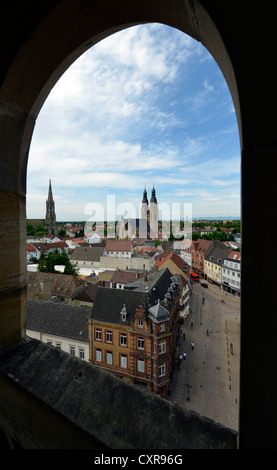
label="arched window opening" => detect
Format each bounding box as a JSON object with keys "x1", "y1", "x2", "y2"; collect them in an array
[{"x1": 26, "y1": 24, "x2": 240, "y2": 434}]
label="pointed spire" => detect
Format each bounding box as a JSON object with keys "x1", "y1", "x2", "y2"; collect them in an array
[
  {"x1": 150, "y1": 185, "x2": 157, "y2": 204},
  {"x1": 48, "y1": 179, "x2": 53, "y2": 201},
  {"x1": 142, "y1": 187, "x2": 148, "y2": 204}
]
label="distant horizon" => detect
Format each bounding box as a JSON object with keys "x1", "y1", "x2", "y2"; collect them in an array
[{"x1": 27, "y1": 215, "x2": 241, "y2": 224}]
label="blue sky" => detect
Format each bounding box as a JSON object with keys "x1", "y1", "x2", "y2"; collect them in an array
[{"x1": 27, "y1": 23, "x2": 240, "y2": 222}]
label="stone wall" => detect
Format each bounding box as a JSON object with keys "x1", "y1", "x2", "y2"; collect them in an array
[{"x1": 100, "y1": 256, "x2": 152, "y2": 271}]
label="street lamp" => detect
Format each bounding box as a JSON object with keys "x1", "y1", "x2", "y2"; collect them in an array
[{"x1": 185, "y1": 366, "x2": 192, "y2": 401}]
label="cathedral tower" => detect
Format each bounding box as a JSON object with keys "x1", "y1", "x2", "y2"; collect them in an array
[
  {"x1": 141, "y1": 188, "x2": 149, "y2": 219},
  {"x1": 45, "y1": 179, "x2": 57, "y2": 236},
  {"x1": 149, "y1": 186, "x2": 158, "y2": 237}
]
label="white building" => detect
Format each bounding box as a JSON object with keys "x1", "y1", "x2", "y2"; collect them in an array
[
  {"x1": 87, "y1": 233, "x2": 101, "y2": 244},
  {"x1": 222, "y1": 251, "x2": 241, "y2": 296},
  {"x1": 105, "y1": 240, "x2": 133, "y2": 258},
  {"x1": 70, "y1": 246, "x2": 105, "y2": 270},
  {"x1": 26, "y1": 243, "x2": 40, "y2": 262},
  {"x1": 173, "y1": 240, "x2": 192, "y2": 266},
  {"x1": 26, "y1": 299, "x2": 90, "y2": 362}
]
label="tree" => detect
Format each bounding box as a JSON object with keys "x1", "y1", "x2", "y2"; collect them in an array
[
  {"x1": 58, "y1": 229, "x2": 67, "y2": 237},
  {"x1": 27, "y1": 222, "x2": 35, "y2": 235},
  {"x1": 37, "y1": 251, "x2": 79, "y2": 276},
  {"x1": 34, "y1": 223, "x2": 48, "y2": 236}
]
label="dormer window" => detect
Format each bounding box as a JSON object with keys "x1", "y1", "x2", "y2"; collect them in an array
[
  {"x1": 138, "y1": 319, "x2": 144, "y2": 329},
  {"x1": 120, "y1": 304, "x2": 127, "y2": 322}
]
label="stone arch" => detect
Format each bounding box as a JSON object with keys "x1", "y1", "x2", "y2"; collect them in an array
[
  {"x1": 0, "y1": 0, "x2": 240, "y2": 347},
  {"x1": 0, "y1": 0, "x2": 240, "y2": 195}
]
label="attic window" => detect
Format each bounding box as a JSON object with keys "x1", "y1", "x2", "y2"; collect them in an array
[{"x1": 120, "y1": 304, "x2": 127, "y2": 322}]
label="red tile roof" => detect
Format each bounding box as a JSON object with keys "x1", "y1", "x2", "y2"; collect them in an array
[
  {"x1": 192, "y1": 240, "x2": 213, "y2": 252},
  {"x1": 106, "y1": 240, "x2": 132, "y2": 251},
  {"x1": 227, "y1": 251, "x2": 241, "y2": 260},
  {"x1": 45, "y1": 241, "x2": 68, "y2": 250},
  {"x1": 26, "y1": 244, "x2": 38, "y2": 252},
  {"x1": 154, "y1": 251, "x2": 184, "y2": 269}
]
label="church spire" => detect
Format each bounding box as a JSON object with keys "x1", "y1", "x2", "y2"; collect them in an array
[
  {"x1": 45, "y1": 179, "x2": 57, "y2": 236},
  {"x1": 142, "y1": 187, "x2": 148, "y2": 204},
  {"x1": 48, "y1": 179, "x2": 53, "y2": 201},
  {"x1": 150, "y1": 185, "x2": 157, "y2": 204}
]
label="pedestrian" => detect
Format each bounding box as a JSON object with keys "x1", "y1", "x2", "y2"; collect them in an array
[
  {"x1": 183, "y1": 333, "x2": 186, "y2": 340},
  {"x1": 183, "y1": 352, "x2": 187, "y2": 360},
  {"x1": 191, "y1": 342, "x2": 194, "y2": 350},
  {"x1": 179, "y1": 354, "x2": 183, "y2": 363}
]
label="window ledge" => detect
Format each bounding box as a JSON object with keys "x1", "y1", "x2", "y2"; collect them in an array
[{"x1": 0, "y1": 338, "x2": 237, "y2": 449}]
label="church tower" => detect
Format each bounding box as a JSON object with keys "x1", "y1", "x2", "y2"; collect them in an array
[
  {"x1": 45, "y1": 179, "x2": 57, "y2": 236},
  {"x1": 141, "y1": 188, "x2": 149, "y2": 219},
  {"x1": 149, "y1": 186, "x2": 158, "y2": 238}
]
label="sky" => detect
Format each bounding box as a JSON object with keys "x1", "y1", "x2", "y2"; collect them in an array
[{"x1": 26, "y1": 23, "x2": 240, "y2": 222}]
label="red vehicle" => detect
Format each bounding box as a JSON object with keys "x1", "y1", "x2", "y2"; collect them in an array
[{"x1": 190, "y1": 272, "x2": 200, "y2": 282}]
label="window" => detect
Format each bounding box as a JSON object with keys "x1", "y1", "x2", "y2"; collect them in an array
[
  {"x1": 159, "y1": 364, "x2": 165, "y2": 377},
  {"x1": 56, "y1": 343, "x2": 61, "y2": 349},
  {"x1": 120, "y1": 304, "x2": 127, "y2": 322},
  {"x1": 79, "y1": 349, "x2": 85, "y2": 359},
  {"x1": 120, "y1": 354, "x2": 127, "y2": 368},
  {"x1": 137, "y1": 359, "x2": 144, "y2": 372},
  {"x1": 106, "y1": 351, "x2": 112, "y2": 365},
  {"x1": 138, "y1": 319, "x2": 143, "y2": 329},
  {"x1": 95, "y1": 349, "x2": 102, "y2": 362},
  {"x1": 95, "y1": 328, "x2": 102, "y2": 341},
  {"x1": 159, "y1": 341, "x2": 166, "y2": 354},
  {"x1": 106, "y1": 330, "x2": 112, "y2": 343},
  {"x1": 70, "y1": 347, "x2": 75, "y2": 356},
  {"x1": 120, "y1": 333, "x2": 127, "y2": 346},
  {"x1": 137, "y1": 337, "x2": 144, "y2": 350},
  {"x1": 160, "y1": 324, "x2": 165, "y2": 332}
]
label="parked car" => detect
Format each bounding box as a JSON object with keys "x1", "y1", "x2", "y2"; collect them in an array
[{"x1": 201, "y1": 282, "x2": 208, "y2": 288}]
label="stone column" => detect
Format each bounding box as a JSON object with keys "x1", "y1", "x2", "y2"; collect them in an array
[
  {"x1": 0, "y1": 103, "x2": 34, "y2": 348},
  {"x1": 0, "y1": 191, "x2": 27, "y2": 347}
]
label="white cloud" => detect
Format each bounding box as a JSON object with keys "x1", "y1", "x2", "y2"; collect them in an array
[{"x1": 27, "y1": 23, "x2": 240, "y2": 220}]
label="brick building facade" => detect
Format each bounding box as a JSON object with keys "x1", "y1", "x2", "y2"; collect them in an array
[
  {"x1": 191, "y1": 240, "x2": 213, "y2": 276},
  {"x1": 88, "y1": 268, "x2": 181, "y2": 398}
]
